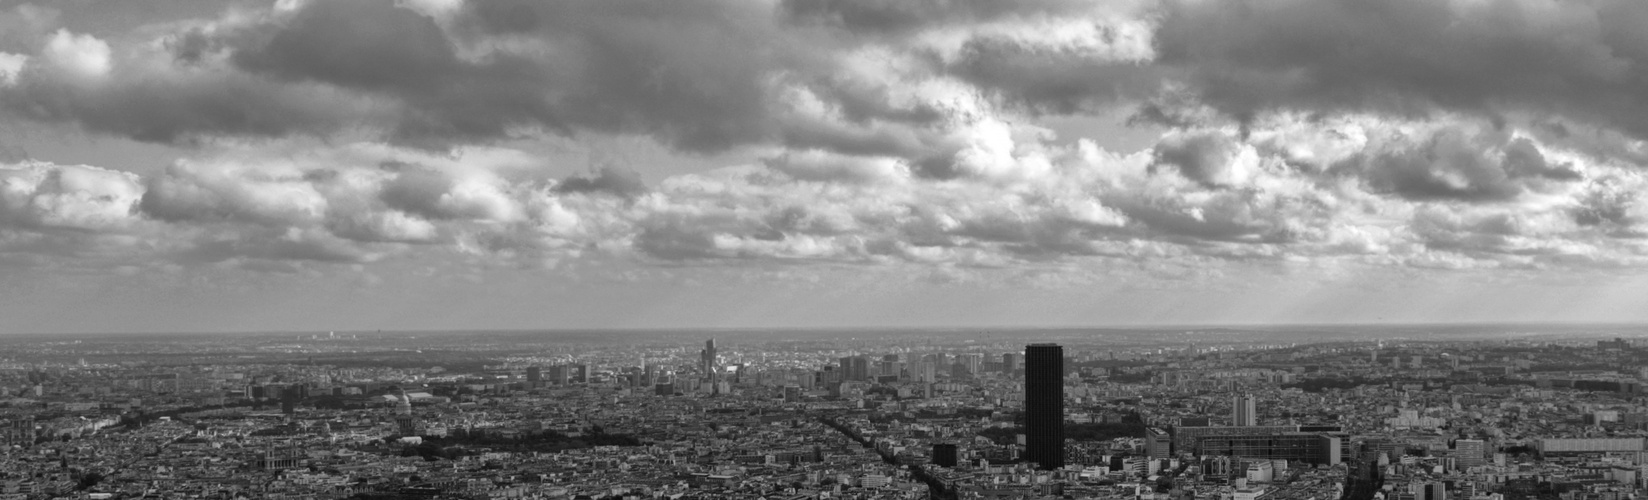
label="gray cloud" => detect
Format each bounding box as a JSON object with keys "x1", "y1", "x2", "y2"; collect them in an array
[
  {"x1": 1153, "y1": 0, "x2": 1648, "y2": 141},
  {"x1": 555, "y1": 167, "x2": 647, "y2": 198},
  {"x1": 1151, "y1": 131, "x2": 1243, "y2": 188},
  {"x1": 1334, "y1": 126, "x2": 1582, "y2": 202}
]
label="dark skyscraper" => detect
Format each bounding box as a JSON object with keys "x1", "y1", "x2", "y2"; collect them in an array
[
  {"x1": 1025, "y1": 343, "x2": 1064, "y2": 470},
  {"x1": 933, "y1": 443, "x2": 959, "y2": 467}
]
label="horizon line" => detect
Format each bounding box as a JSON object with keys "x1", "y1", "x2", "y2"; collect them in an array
[{"x1": 3, "y1": 319, "x2": 1647, "y2": 337}]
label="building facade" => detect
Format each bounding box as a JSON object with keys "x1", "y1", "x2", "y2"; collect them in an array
[{"x1": 1025, "y1": 343, "x2": 1064, "y2": 470}]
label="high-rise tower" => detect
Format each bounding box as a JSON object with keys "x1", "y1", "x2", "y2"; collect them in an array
[
  {"x1": 701, "y1": 339, "x2": 720, "y2": 392},
  {"x1": 1233, "y1": 394, "x2": 1256, "y2": 426},
  {"x1": 1024, "y1": 343, "x2": 1064, "y2": 470}
]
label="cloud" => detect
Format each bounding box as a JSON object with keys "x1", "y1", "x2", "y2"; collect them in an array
[
  {"x1": 555, "y1": 167, "x2": 648, "y2": 198},
  {"x1": 1332, "y1": 123, "x2": 1583, "y2": 202},
  {"x1": 0, "y1": 161, "x2": 144, "y2": 232},
  {"x1": 40, "y1": 29, "x2": 110, "y2": 80},
  {"x1": 7, "y1": 0, "x2": 1648, "y2": 285},
  {"x1": 1153, "y1": 0, "x2": 1648, "y2": 141},
  {"x1": 1151, "y1": 130, "x2": 1253, "y2": 188}
]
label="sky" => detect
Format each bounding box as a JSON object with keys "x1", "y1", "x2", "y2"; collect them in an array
[{"x1": 5, "y1": 0, "x2": 1648, "y2": 333}]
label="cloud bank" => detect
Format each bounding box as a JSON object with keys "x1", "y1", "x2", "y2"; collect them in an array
[{"x1": 3, "y1": 0, "x2": 1648, "y2": 284}]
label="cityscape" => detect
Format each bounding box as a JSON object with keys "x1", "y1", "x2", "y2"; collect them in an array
[
  {"x1": 7, "y1": 0, "x2": 1648, "y2": 499},
  {"x1": 1, "y1": 326, "x2": 1647, "y2": 499}
]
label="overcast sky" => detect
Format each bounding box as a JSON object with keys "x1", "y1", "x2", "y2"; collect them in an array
[{"x1": 4, "y1": 0, "x2": 1648, "y2": 333}]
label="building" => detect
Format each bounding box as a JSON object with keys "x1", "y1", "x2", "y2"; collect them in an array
[
  {"x1": 1536, "y1": 437, "x2": 1644, "y2": 454},
  {"x1": 395, "y1": 391, "x2": 412, "y2": 416},
  {"x1": 1195, "y1": 432, "x2": 1342, "y2": 465},
  {"x1": 1172, "y1": 425, "x2": 1317, "y2": 455},
  {"x1": 1234, "y1": 394, "x2": 1257, "y2": 426},
  {"x1": 2, "y1": 418, "x2": 33, "y2": 448},
  {"x1": 254, "y1": 449, "x2": 305, "y2": 471},
  {"x1": 840, "y1": 356, "x2": 870, "y2": 382},
  {"x1": 1003, "y1": 353, "x2": 1021, "y2": 375},
  {"x1": 933, "y1": 443, "x2": 959, "y2": 467},
  {"x1": 526, "y1": 366, "x2": 542, "y2": 384},
  {"x1": 1146, "y1": 428, "x2": 1172, "y2": 459},
  {"x1": 1454, "y1": 439, "x2": 1486, "y2": 469},
  {"x1": 547, "y1": 365, "x2": 570, "y2": 385},
  {"x1": 1025, "y1": 343, "x2": 1065, "y2": 470},
  {"x1": 701, "y1": 339, "x2": 719, "y2": 385},
  {"x1": 395, "y1": 414, "x2": 418, "y2": 436}
]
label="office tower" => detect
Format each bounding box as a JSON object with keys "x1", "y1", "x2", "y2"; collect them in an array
[
  {"x1": 526, "y1": 366, "x2": 542, "y2": 384},
  {"x1": 933, "y1": 443, "x2": 959, "y2": 467},
  {"x1": 1418, "y1": 482, "x2": 1447, "y2": 500},
  {"x1": 1146, "y1": 428, "x2": 1171, "y2": 459},
  {"x1": 547, "y1": 365, "x2": 570, "y2": 385},
  {"x1": 570, "y1": 364, "x2": 588, "y2": 384},
  {"x1": 1234, "y1": 394, "x2": 1257, "y2": 426},
  {"x1": 1003, "y1": 353, "x2": 1021, "y2": 375},
  {"x1": 958, "y1": 353, "x2": 983, "y2": 375},
  {"x1": 1025, "y1": 343, "x2": 1065, "y2": 470},
  {"x1": 701, "y1": 339, "x2": 719, "y2": 383},
  {"x1": 840, "y1": 356, "x2": 870, "y2": 382}
]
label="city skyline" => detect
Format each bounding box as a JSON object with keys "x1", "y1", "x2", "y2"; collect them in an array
[
  {"x1": 4, "y1": 0, "x2": 1648, "y2": 333},
  {"x1": 1, "y1": 327, "x2": 1642, "y2": 497}
]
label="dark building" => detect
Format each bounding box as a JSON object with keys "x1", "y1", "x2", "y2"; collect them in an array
[
  {"x1": 839, "y1": 356, "x2": 871, "y2": 382},
  {"x1": 526, "y1": 366, "x2": 542, "y2": 383},
  {"x1": 547, "y1": 365, "x2": 570, "y2": 385},
  {"x1": 1195, "y1": 432, "x2": 1343, "y2": 465},
  {"x1": 1025, "y1": 343, "x2": 1064, "y2": 470},
  {"x1": 933, "y1": 443, "x2": 959, "y2": 467}
]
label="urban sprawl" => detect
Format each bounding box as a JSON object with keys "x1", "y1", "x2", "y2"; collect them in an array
[{"x1": 0, "y1": 329, "x2": 1643, "y2": 500}]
